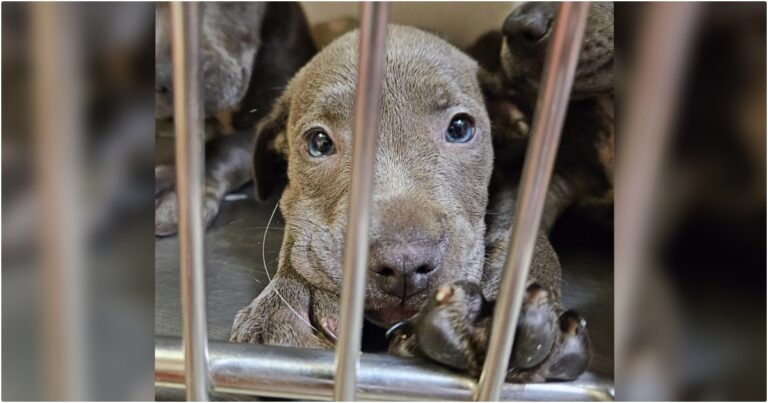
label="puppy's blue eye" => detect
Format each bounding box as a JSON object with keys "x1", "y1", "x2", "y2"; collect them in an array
[
  {"x1": 445, "y1": 115, "x2": 475, "y2": 143},
  {"x1": 306, "y1": 130, "x2": 335, "y2": 157}
]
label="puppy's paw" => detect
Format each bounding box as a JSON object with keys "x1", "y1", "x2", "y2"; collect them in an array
[
  {"x1": 154, "y1": 165, "x2": 220, "y2": 237},
  {"x1": 539, "y1": 310, "x2": 591, "y2": 381},
  {"x1": 508, "y1": 310, "x2": 591, "y2": 382},
  {"x1": 231, "y1": 290, "x2": 335, "y2": 350},
  {"x1": 490, "y1": 100, "x2": 530, "y2": 139},
  {"x1": 230, "y1": 304, "x2": 266, "y2": 344},
  {"x1": 510, "y1": 283, "x2": 559, "y2": 369},
  {"x1": 387, "y1": 281, "x2": 591, "y2": 382},
  {"x1": 387, "y1": 281, "x2": 492, "y2": 373}
]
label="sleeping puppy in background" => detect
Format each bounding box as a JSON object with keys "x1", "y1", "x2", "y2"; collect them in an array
[
  {"x1": 470, "y1": 2, "x2": 614, "y2": 231},
  {"x1": 231, "y1": 25, "x2": 590, "y2": 383},
  {"x1": 154, "y1": 2, "x2": 315, "y2": 236}
]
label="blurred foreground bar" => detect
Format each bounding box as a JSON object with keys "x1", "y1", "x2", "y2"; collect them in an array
[
  {"x1": 31, "y1": 3, "x2": 88, "y2": 400},
  {"x1": 3, "y1": 2, "x2": 155, "y2": 400},
  {"x1": 615, "y1": 3, "x2": 698, "y2": 400},
  {"x1": 614, "y1": 2, "x2": 765, "y2": 400}
]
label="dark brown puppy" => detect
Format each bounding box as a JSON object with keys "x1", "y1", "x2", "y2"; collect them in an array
[
  {"x1": 154, "y1": 2, "x2": 316, "y2": 236},
  {"x1": 470, "y1": 2, "x2": 614, "y2": 230}
]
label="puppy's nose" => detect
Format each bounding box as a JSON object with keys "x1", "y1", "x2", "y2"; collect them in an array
[
  {"x1": 369, "y1": 238, "x2": 443, "y2": 300},
  {"x1": 502, "y1": 3, "x2": 554, "y2": 54}
]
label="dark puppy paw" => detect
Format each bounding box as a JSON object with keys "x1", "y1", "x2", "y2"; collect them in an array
[
  {"x1": 154, "y1": 165, "x2": 220, "y2": 237},
  {"x1": 507, "y1": 310, "x2": 591, "y2": 382},
  {"x1": 510, "y1": 283, "x2": 559, "y2": 369},
  {"x1": 387, "y1": 281, "x2": 492, "y2": 373},
  {"x1": 387, "y1": 281, "x2": 591, "y2": 382},
  {"x1": 538, "y1": 310, "x2": 592, "y2": 381}
]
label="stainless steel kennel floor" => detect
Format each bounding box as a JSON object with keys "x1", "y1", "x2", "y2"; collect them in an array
[{"x1": 154, "y1": 184, "x2": 614, "y2": 396}]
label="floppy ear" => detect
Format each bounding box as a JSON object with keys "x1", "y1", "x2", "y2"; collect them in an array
[{"x1": 252, "y1": 93, "x2": 290, "y2": 202}]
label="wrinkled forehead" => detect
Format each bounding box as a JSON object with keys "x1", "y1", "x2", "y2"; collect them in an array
[{"x1": 287, "y1": 29, "x2": 482, "y2": 131}]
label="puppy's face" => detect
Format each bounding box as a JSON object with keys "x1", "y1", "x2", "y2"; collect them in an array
[
  {"x1": 257, "y1": 26, "x2": 493, "y2": 327},
  {"x1": 500, "y1": 2, "x2": 614, "y2": 96},
  {"x1": 155, "y1": 3, "x2": 266, "y2": 119}
]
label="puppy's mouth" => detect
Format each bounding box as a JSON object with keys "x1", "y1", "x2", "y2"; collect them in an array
[{"x1": 365, "y1": 290, "x2": 431, "y2": 327}]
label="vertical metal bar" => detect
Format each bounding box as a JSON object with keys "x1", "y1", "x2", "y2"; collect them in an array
[
  {"x1": 474, "y1": 3, "x2": 589, "y2": 401},
  {"x1": 334, "y1": 2, "x2": 389, "y2": 401},
  {"x1": 615, "y1": 4, "x2": 698, "y2": 399},
  {"x1": 169, "y1": 2, "x2": 210, "y2": 401},
  {"x1": 31, "y1": 3, "x2": 88, "y2": 399}
]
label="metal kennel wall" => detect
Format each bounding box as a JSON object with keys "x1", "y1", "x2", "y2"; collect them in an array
[{"x1": 154, "y1": 2, "x2": 694, "y2": 401}]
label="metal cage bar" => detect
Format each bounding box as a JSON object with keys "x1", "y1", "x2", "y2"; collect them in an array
[
  {"x1": 475, "y1": 3, "x2": 590, "y2": 400},
  {"x1": 156, "y1": 336, "x2": 614, "y2": 401},
  {"x1": 169, "y1": 2, "x2": 211, "y2": 400},
  {"x1": 334, "y1": 2, "x2": 390, "y2": 400}
]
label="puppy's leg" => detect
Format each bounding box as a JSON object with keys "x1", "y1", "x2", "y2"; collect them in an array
[
  {"x1": 155, "y1": 130, "x2": 252, "y2": 237},
  {"x1": 231, "y1": 272, "x2": 335, "y2": 349}
]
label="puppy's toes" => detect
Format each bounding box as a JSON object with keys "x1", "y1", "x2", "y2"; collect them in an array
[
  {"x1": 155, "y1": 165, "x2": 180, "y2": 237},
  {"x1": 230, "y1": 306, "x2": 263, "y2": 344},
  {"x1": 155, "y1": 189, "x2": 179, "y2": 237},
  {"x1": 538, "y1": 310, "x2": 591, "y2": 381},
  {"x1": 155, "y1": 187, "x2": 221, "y2": 237},
  {"x1": 203, "y1": 196, "x2": 221, "y2": 228},
  {"x1": 510, "y1": 283, "x2": 559, "y2": 369},
  {"x1": 407, "y1": 282, "x2": 492, "y2": 373}
]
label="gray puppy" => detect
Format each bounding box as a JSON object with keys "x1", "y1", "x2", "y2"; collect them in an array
[
  {"x1": 154, "y1": 3, "x2": 315, "y2": 236},
  {"x1": 231, "y1": 25, "x2": 589, "y2": 382}
]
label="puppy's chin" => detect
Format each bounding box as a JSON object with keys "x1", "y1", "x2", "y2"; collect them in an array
[{"x1": 364, "y1": 293, "x2": 428, "y2": 328}]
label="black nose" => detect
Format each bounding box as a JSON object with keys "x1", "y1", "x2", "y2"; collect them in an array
[
  {"x1": 369, "y1": 237, "x2": 443, "y2": 300},
  {"x1": 502, "y1": 3, "x2": 555, "y2": 54}
]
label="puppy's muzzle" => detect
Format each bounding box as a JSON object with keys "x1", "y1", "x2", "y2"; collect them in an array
[{"x1": 368, "y1": 236, "x2": 444, "y2": 301}]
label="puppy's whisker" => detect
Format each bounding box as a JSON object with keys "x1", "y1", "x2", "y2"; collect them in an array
[{"x1": 263, "y1": 201, "x2": 318, "y2": 332}]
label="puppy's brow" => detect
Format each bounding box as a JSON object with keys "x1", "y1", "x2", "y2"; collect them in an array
[
  {"x1": 434, "y1": 95, "x2": 451, "y2": 109},
  {"x1": 430, "y1": 86, "x2": 462, "y2": 112},
  {"x1": 295, "y1": 85, "x2": 355, "y2": 129},
  {"x1": 316, "y1": 84, "x2": 353, "y2": 107}
]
